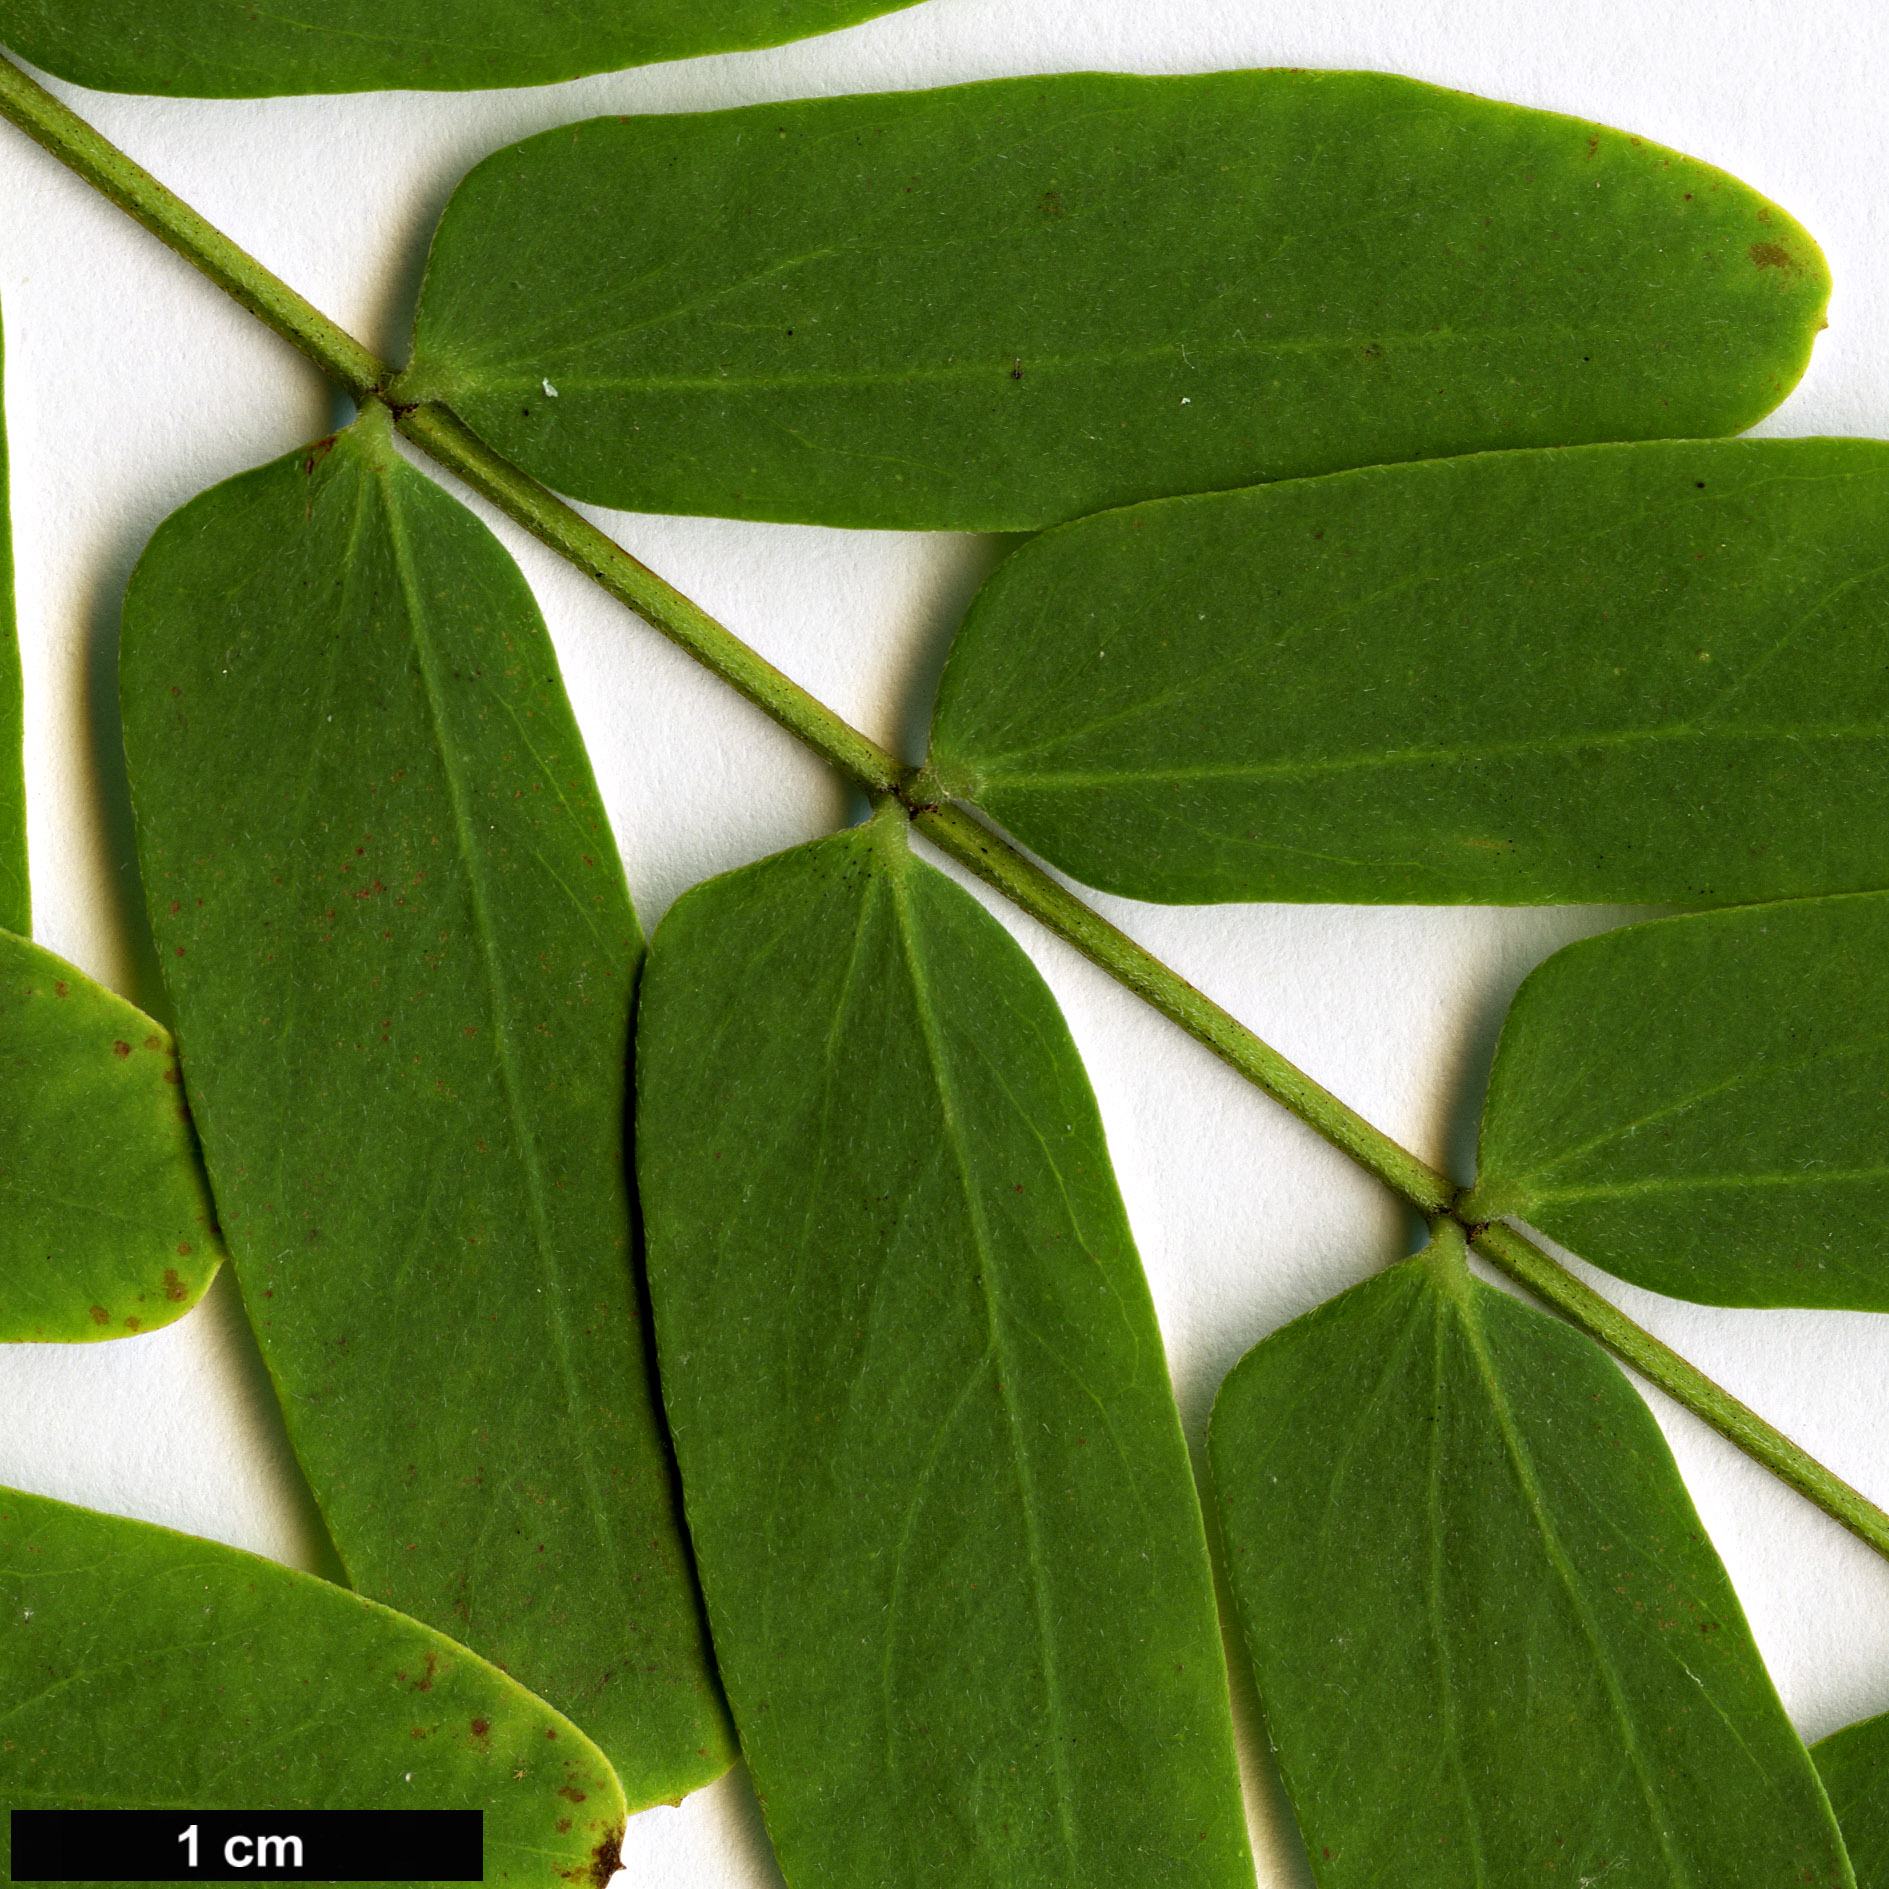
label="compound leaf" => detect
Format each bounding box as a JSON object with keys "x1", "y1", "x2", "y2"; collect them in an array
[
  {"x1": 401, "y1": 70, "x2": 1827, "y2": 532},
  {"x1": 1, "y1": 293, "x2": 23, "y2": 936},
  {"x1": 0, "y1": 930, "x2": 223, "y2": 1340},
  {"x1": 931, "y1": 437, "x2": 1889, "y2": 904},
  {"x1": 635, "y1": 811, "x2": 1253, "y2": 1889},
  {"x1": 1469, "y1": 893, "x2": 1889, "y2": 1308},
  {"x1": 0, "y1": 0, "x2": 920, "y2": 98},
  {"x1": 1816, "y1": 1713, "x2": 1889, "y2": 1889},
  {"x1": 1209, "y1": 1228, "x2": 1853, "y2": 1889},
  {"x1": 0, "y1": 1483, "x2": 626, "y2": 1885},
  {"x1": 119, "y1": 403, "x2": 732, "y2": 1808}
]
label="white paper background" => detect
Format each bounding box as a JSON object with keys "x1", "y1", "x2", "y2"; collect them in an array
[{"x1": 3, "y1": 2, "x2": 1887, "y2": 1881}]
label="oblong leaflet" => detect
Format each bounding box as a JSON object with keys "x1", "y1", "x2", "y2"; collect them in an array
[
  {"x1": 119, "y1": 403, "x2": 731, "y2": 1805},
  {"x1": 0, "y1": 0, "x2": 920, "y2": 97},
  {"x1": 636, "y1": 812, "x2": 1253, "y2": 1888},
  {"x1": 1470, "y1": 892, "x2": 1889, "y2": 1308},
  {"x1": 403, "y1": 70, "x2": 1827, "y2": 531},
  {"x1": 931, "y1": 436, "x2": 1889, "y2": 904},
  {"x1": 1208, "y1": 1229, "x2": 1852, "y2": 1888}
]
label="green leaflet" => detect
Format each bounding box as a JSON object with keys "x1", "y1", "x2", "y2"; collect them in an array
[
  {"x1": 118, "y1": 404, "x2": 732, "y2": 1807},
  {"x1": 0, "y1": 1483, "x2": 626, "y2": 1883},
  {"x1": 930, "y1": 436, "x2": 1889, "y2": 905},
  {"x1": 1208, "y1": 1227, "x2": 1852, "y2": 1889},
  {"x1": 399, "y1": 70, "x2": 1828, "y2": 533},
  {"x1": 0, "y1": 930, "x2": 223, "y2": 1339},
  {"x1": 0, "y1": 0, "x2": 919, "y2": 97},
  {"x1": 0, "y1": 292, "x2": 23, "y2": 936},
  {"x1": 1467, "y1": 893, "x2": 1889, "y2": 1308},
  {"x1": 635, "y1": 811, "x2": 1253, "y2": 1889},
  {"x1": 1817, "y1": 1714, "x2": 1889, "y2": 1889},
  {"x1": 0, "y1": 298, "x2": 215, "y2": 1340}
]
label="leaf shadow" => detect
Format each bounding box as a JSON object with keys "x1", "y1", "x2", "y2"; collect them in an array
[
  {"x1": 1432, "y1": 966, "x2": 1511, "y2": 1192},
  {"x1": 78, "y1": 524, "x2": 171, "y2": 1026},
  {"x1": 365, "y1": 180, "x2": 453, "y2": 372},
  {"x1": 623, "y1": 970, "x2": 730, "y2": 1721},
  {"x1": 712, "y1": 1762, "x2": 789, "y2": 1888},
  {"x1": 199, "y1": 1263, "x2": 350, "y2": 1587},
  {"x1": 890, "y1": 531, "x2": 1025, "y2": 767},
  {"x1": 1430, "y1": 905, "x2": 1671, "y2": 1190},
  {"x1": 1195, "y1": 1435, "x2": 1316, "y2": 1889},
  {"x1": 620, "y1": 1757, "x2": 787, "y2": 1888}
]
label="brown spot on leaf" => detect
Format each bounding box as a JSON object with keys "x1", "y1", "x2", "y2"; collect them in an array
[
  {"x1": 54, "y1": 982, "x2": 67, "y2": 998},
  {"x1": 123, "y1": 1316, "x2": 141, "y2": 1332},
  {"x1": 557, "y1": 1787, "x2": 587, "y2": 1804},
  {"x1": 163, "y1": 1269, "x2": 188, "y2": 1302},
  {"x1": 582, "y1": 1824, "x2": 625, "y2": 1889},
  {"x1": 1750, "y1": 241, "x2": 1793, "y2": 269},
  {"x1": 470, "y1": 1717, "x2": 491, "y2": 1740},
  {"x1": 113, "y1": 1040, "x2": 132, "y2": 1058},
  {"x1": 88, "y1": 1305, "x2": 109, "y2": 1326}
]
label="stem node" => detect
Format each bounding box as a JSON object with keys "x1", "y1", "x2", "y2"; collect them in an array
[{"x1": 5, "y1": 44, "x2": 1883, "y2": 1572}]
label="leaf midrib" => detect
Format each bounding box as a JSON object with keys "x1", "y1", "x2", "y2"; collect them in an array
[
  {"x1": 380, "y1": 465, "x2": 626, "y2": 1615},
  {"x1": 1444, "y1": 1281, "x2": 1697, "y2": 1887},
  {"x1": 889, "y1": 855, "x2": 1082, "y2": 1881},
  {"x1": 1526, "y1": 1163, "x2": 1889, "y2": 1208},
  {"x1": 1493, "y1": 1032, "x2": 1889, "y2": 1196},
  {"x1": 1424, "y1": 1302, "x2": 1491, "y2": 1886},
  {"x1": 456, "y1": 317, "x2": 1667, "y2": 400},
  {"x1": 979, "y1": 720, "x2": 1889, "y2": 794}
]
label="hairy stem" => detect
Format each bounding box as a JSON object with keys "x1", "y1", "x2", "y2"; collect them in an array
[
  {"x1": 2, "y1": 48, "x2": 1879, "y2": 1561},
  {"x1": 410, "y1": 414, "x2": 1454, "y2": 1208},
  {"x1": 394, "y1": 404, "x2": 906, "y2": 798},
  {"x1": 0, "y1": 57, "x2": 382, "y2": 402},
  {"x1": 1472, "y1": 1220, "x2": 1889, "y2": 1560},
  {"x1": 909, "y1": 801, "x2": 1456, "y2": 1213}
]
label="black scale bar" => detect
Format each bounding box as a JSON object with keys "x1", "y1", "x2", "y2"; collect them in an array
[{"x1": 10, "y1": 1810, "x2": 483, "y2": 1881}]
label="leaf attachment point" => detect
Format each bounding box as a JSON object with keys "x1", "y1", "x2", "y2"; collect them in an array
[
  {"x1": 1471, "y1": 890, "x2": 1889, "y2": 1308},
  {"x1": 406, "y1": 72, "x2": 1828, "y2": 531},
  {"x1": 119, "y1": 403, "x2": 731, "y2": 1808},
  {"x1": 932, "y1": 437, "x2": 1889, "y2": 905},
  {"x1": 637, "y1": 811, "x2": 1253, "y2": 1888},
  {"x1": 1209, "y1": 1224, "x2": 1853, "y2": 1888}
]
